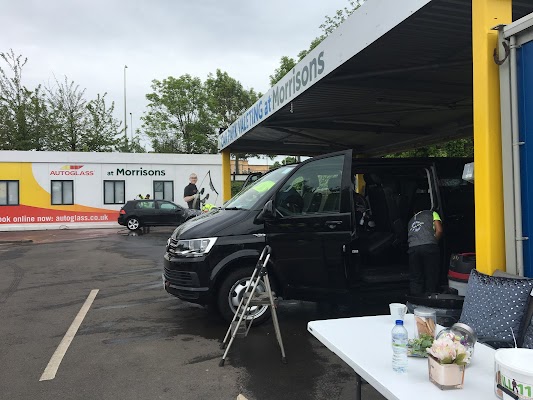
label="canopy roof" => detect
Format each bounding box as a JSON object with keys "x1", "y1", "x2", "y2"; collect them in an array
[{"x1": 218, "y1": 0, "x2": 533, "y2": 156}]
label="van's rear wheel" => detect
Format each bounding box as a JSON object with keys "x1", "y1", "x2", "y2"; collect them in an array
[{"x1": 217, "y1": 267, "x2": 271, "y2": 326}]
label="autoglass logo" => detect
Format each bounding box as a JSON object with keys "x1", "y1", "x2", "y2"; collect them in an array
[{"x1": 50, "y1": 165, "x2": 95, "y2": 176}]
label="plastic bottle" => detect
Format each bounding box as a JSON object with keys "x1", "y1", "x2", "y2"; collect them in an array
[{"x1": 392, "y1": 319, "x2": 408, "y2": 373}]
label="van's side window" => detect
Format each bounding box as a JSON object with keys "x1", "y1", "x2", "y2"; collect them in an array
[{"x1": 275, "y1": 155, "x2": 344, "y2": 216}]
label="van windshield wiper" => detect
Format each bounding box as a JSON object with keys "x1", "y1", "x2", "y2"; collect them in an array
[{"x1": 223, "y1": 206, "x2": 244, "y2": 210}]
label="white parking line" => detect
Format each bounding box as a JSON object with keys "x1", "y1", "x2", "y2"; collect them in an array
[{"x1": 39, "y1": 289, "x2": 99, "y2": 381}]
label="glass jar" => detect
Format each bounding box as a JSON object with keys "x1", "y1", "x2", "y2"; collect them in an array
[
  {"x1": 414, "y1": 307, "x2": 437, "y2": 338},
  {"x1": 436, "y1": 323, "x2": 477, "y2": 360}
]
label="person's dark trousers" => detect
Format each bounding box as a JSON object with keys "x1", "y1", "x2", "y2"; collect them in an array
[{"x1": 408, "y1": 244, "x2": 440, "y2": 295}]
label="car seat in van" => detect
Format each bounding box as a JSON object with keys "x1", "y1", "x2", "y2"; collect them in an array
[
  {"x1": 302, "y1": 175, "x2": 321, "y2": 213},
  {"x1": 364, "y1": 174, "x2": 405, "y2": 248},
  {"x1": 322, "y1": 175, "x2": 341, "y2": 212}
]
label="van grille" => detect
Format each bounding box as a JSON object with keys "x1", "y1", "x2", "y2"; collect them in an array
[{"x1": 164, "y1": 268, "x2": 199, "y2": 287}]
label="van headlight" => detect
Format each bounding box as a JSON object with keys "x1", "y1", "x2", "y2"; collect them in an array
[{"x1": 176, "y1": 237, "x2": 217, "y2": 256}]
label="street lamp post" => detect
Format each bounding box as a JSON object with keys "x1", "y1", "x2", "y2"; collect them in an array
[
  {"x1": 124, "y1": 65, "x2": 128, "y2": 146},
  {"x1": 130, "y1": 112, "x2": 133, "y2": 142}
]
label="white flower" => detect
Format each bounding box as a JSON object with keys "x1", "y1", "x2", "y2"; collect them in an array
[{"x1": 428, "y1": 335, "x2": 471, "y2": 365}]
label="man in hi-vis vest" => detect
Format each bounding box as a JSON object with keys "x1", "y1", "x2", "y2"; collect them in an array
[{"x1": 407, "y1": 197, "x2": 444, "y2": 296}]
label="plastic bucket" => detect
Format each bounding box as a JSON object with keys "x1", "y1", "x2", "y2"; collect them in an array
[{"x1": 494, "y1": 348, "x2": 533, "y2": 400}]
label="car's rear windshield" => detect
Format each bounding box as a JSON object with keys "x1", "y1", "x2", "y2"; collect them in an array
[{"x1": 223, "y1": 165, "x2": 296, "y2": 210}]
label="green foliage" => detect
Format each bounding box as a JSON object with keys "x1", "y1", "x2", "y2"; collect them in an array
[
  {"x1": 408, "y1": 333, "x2": 434, "y2": 357},
  {"x1": 231, "y1": 181, "x2": 244, "y2": 197},
  {"x1": 0, "y1": 49, "x2": 130, "y2": 152},
  {"x1": 205, "y1": 69, "x2": 261, "y2": 169},
  {"x1": 269, "y1": 56, "x2": 297, "y2": 86},
  {"x1": 320, "y1": 1, "x2": 362, "y2": 36},
  {"x1": 270, "y1": 156, "x2": 298, "y2": 170},
  {"x1": 386, "y1": 138, "x2": 474, "y2": 158},
  {"x1": 45, "y1": 76, "x2": 87, "y2": 151},
  {"x1": 206, "y1": 69, "x2": 259, "y2": 128},
  {"x1": 142, "y1": 75, "x2": 217, "y2": 154},
  {"x1": 83, "y1": 93, "x2": 121, "y2": 151},
  {"x1": 0, "y1": 50, "x2": 47, "y2": 150},
  {"x1": 282, "y1": 156, "x2": 298, "y2": 165},
  {"x1": 270, "y1": 1, "x2": 362, "y2": 85}
]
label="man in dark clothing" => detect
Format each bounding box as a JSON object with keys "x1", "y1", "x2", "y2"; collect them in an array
[
  {"x1": 407, "y1": 197, "x2": 443, "y2": 295},
  {"x1": 183, "y1": 173, "x2": 200, "y2": 209}
]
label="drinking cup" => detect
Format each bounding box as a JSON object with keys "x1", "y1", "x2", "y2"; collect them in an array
[{"x1": 389, "y1": 303, "x2": 407, "y2": 322}]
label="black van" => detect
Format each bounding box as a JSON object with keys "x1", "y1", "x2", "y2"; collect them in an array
[{"x1": 163, "y1": 150, "x2": 474, "y2": 324}]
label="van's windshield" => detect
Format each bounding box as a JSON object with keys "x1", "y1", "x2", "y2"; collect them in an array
[{"x1": 223, "y1": 165, "x2": 296, "y2": 210}]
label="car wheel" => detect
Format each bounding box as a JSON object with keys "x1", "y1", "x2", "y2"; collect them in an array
[
  {"x1": 126, "y1": 217, "x2": 141, "y2": 231},
  {"x1": 217, "y1": 267, "x2": 271, "y2": 326}
]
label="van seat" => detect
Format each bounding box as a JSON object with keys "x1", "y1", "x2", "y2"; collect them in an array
[
  {"x1": 321, "y1": 175, "x2": 341, "y2": 212},
  {"x1": 358, "y1": 231, "x2": 395, "y2": 255}
]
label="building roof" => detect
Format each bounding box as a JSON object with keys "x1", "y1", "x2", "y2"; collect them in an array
[{"x1": 219, "y1": 0, "x2": 533, "y2": 156}]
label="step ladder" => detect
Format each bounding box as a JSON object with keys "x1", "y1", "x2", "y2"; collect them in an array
[{"x1": 219, "y1": 245, "x2": 287, "y2": 366}]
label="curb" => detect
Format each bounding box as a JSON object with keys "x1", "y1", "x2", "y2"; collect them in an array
[{"x1": 0, "y1": 239, "x2": 34, "y2": 244}]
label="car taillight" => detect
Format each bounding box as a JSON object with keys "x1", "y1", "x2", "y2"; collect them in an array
[{"x1": 120, "y1": 210, "x2": 126, "y2": 214}]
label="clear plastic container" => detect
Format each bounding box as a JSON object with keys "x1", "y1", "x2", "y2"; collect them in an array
[
  {"x1": 436, "y1": 322, "x2": 477, "y2": 360},
  {"x1": 414, "y1": 307, "x2": 437, "y2": 338},
  {"x1": 392, "y1": 320, "x2": 408, "y2": 373}
]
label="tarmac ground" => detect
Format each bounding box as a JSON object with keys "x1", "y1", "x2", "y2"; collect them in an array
[{"x1": 0, "y1": 226, "x2": 388, "y2": 400}]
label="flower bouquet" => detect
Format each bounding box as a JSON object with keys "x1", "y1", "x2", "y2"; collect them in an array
[{"x1": 427, "y1": 331, "x2": 471, "y2": 390}]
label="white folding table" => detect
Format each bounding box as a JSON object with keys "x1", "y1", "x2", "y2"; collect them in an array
[{"x1": 308, "y1": 314, "x2": 497, "y2": 400}]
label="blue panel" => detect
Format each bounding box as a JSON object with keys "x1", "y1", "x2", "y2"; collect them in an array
[{"x1": 518, "y1": 40, "x2": 533, "y2": 278}]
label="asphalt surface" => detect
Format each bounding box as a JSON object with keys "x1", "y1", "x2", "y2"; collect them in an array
[{"x1": 0, "y1": 227, "x2": 388, "y2": 400}]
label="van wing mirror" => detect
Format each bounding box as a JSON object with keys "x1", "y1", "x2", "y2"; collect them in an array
[{"x1": 256, "y1": 199, "x2": 275, "y2": 222}]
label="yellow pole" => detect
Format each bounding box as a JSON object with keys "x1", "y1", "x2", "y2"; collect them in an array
[
  {"x1": 221, "y1": 150, "x2": 231, "y2": 202},
  {"x1": 472, "y1": 0, "x2": 512, "y2": 274}
]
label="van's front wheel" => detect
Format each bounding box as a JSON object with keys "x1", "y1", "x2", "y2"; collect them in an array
[{"x1": 217, "y1": 267, "x2": 271, "y2": 326}]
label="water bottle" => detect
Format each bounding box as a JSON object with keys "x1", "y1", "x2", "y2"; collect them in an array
[{"x1": 392, "y1": 319, "x2": 408, "y2": 373}]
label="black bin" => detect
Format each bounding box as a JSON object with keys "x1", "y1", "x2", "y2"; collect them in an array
[
  {"x1": 406, "y1": 294, "x2": 465, "y2": 327},
  {"x1": 448, "y1": 253, "x2": 476, "y2": 296}
]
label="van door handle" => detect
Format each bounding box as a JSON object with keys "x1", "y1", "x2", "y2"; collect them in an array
[{"x1": 325, "y1": 220, "x2": 342, "y2": 228}]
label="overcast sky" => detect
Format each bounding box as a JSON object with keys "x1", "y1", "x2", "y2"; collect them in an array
[{"x1": 1, "y1": 0, "x2": 352, "y2": 161}]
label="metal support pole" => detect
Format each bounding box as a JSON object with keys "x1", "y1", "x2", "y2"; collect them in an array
[
  {"x1": 354, "y1": 373, "x2": 362, "y2": 400},
  {"x1": 124, "y1": 65, "x2": 128, "y2": 146},
  {"x1": 509, "y1": 35, "x2": 526, "y2": 276},
  {"x1": 130, "y1": 112, "x2": 133, "y2": 142},
  {"x1": 472, "y1": 0, "x2": 512, "y2": 275},
  {"x1": 222, "y1": 150, "x2": 231, "y2": 202}
]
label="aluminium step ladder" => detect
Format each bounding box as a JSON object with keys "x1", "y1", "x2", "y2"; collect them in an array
[{"x1": 219, "y1": 245, "x2": 287, "y2": 366}]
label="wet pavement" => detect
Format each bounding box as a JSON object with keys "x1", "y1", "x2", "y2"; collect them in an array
[
  {"x1": 0, "y1": 227, "x2": 387, "y2": 400},
  {"x1": 0, "y1": 226, "x2": 123, "y2": 244}
]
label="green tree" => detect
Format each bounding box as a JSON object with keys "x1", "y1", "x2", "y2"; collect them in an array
[
  {"x1": 83, "y1": 93, "x2": 121, "y2": 152},
  {"x1": 270, "y1": 161, "x2": 281, "y2": 170},
  {"x1": 282, "y1": 156, "x2": 298, "y2": 165},
  {"x1": 0, "y1": 49, "x2": 48, "y2": 150},
  {"x1": 45, "y1": 76, "x2": 88, "y2": 151},
  {"x1": 387, "y1": 138, "x2": 474, "y2": 158},
  {"x1": 205, "y1": 69, "x2": 262, "y2": 172},
  {"x1": 269, "y1": 56, "x2": 297, "y2": 86},
  {"x1": 269, "y1": 1, "x2": 362, "y2": 85},
  {"x1": 142, "y1": 75, "x2": 217, "y2": 154},
  {"x1": 45, "y1": 76, "x2": 124, "y2": 152}
]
